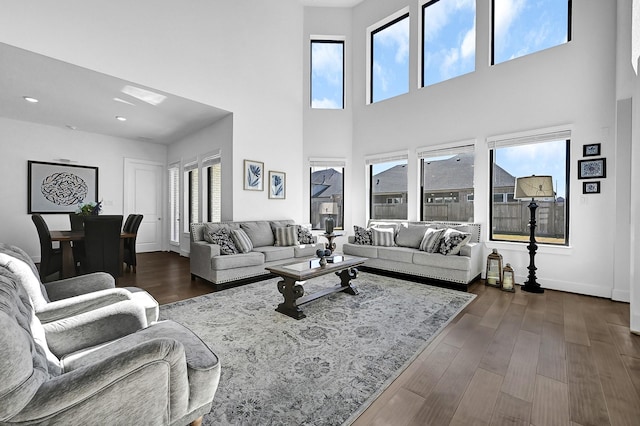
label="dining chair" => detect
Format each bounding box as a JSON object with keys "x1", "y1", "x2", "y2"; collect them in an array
[
  {"x1": 123, "y1": 214, "x2": 143, "y2": 272},
  {"x1": 69, "y1": 213, "x2": 86, "y2": 273},
  {"x1": 31, "y1": 214, "x2": 63, "y2": 282},
  {"x1": 82, "y1": 215, "x2": 124, "y2": 278}
]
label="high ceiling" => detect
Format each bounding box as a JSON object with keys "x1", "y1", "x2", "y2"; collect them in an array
[
  {"x1": 0, "y1": 43, "x2": 230, "y2": 145},
  {"x1": 299, "y1": 0, "x2": 364, "y2": 7}
]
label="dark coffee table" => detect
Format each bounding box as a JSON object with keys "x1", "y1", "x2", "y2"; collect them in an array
[{"x1": 266, "y1": 255, "x2": 366, "y2": 320}]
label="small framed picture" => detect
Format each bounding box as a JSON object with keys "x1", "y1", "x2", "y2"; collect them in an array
[
  {"x1": 583, "y1": 181, "x2": 600, "y2": 194},
  {"x1": 578, "y1": 158, "x2": 606, "y2": 179},
  {"x1": 243, "y1": 159, "x2": 264, "y2": 191},
  {"x1": 268, "y1": 170, "x2": 286, "y2": 199},
  {"x1": 583, "y1": 143, "x2": 601, "y2": 157}
]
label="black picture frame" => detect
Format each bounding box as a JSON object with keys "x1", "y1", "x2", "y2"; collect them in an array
[
  {"x1": 583, "y1": 143, "x2": 601, "y2": 157},
  {"x1": 578, "y1": 158, "x2": 606, "y2": 179},
  {"x1": 582, "y1": 181, "x2": 600, "y2": 194},
  {"x1": 28, "y1": 161, "x2": 99, "y2": 213}
]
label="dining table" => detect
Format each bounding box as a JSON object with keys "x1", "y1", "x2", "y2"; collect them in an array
[{"x1": 50, "y1": 230, "x2": 136, "y2": 278}]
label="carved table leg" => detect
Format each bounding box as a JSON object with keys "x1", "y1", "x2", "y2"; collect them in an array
[
  {"x1": 275, "y1": 277, "x2": 306, "y2": 319},
  {"x1": 336, "y1": 267, "x2": 359, "y2": 295}
]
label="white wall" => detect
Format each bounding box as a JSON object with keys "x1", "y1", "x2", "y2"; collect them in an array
[
  {"x1": 336, "y1": 0, "x2": 619, "y2": 298},
  {"x1": 0, "y1": 117, "x2": 167, "y2": 260},
  {"x1": 0, "y1": 0, "x2": 306, "y2": 224}
]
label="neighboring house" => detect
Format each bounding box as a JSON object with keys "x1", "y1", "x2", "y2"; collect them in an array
[{"x1": 311, "y1": 168, "x2": 343, "y2": 229}]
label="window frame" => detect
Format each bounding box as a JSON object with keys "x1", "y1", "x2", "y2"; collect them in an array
[
  {"x1": 369, "y1": 10, "x2": 410, "y2": 104},
  {"x1": 310, "y1": 38, "x2": 345, "y2": 110},
  {"x1": 310, "y1": 160, "x2": 345, "y2": 231},
  {"x1": 489, "y1": 138, "x2": 571, "y2": 246},
  {"x1": 183, "y1": 160, "x2": 199, "y2": 234},
  {"x1": 168, "y1": 163, "x2": 180, "y2": 245},
  {"x1": 491, "y1": 0, "x2": 572, "y2": 65},
  {"x1": 202, "y1": 153, "x2": 221, "y2": 223},
  {"x1": 367, "y1": 153, "x2": 409, "y2": 221}
]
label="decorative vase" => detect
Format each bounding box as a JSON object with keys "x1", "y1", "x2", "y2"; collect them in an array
[
  {"x1": 325, "y1": 216, "x2": 334, "y2": 234},
  {"x1": 69, "y1": 213, "x2": 84, "y2": 231}
]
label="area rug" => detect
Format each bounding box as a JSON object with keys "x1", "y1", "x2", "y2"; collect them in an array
[{"x1": 159, "y1": 272, "x2": 475, "y2": 425}]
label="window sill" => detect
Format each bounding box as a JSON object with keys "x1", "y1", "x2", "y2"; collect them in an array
[{"x1": 484, "y1": 240, "x2": 573, "y2": 256}]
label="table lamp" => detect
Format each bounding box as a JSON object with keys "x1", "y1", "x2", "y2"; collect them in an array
[{"x1": 514, "y1": 175, "x2": 554, "y2": 293}]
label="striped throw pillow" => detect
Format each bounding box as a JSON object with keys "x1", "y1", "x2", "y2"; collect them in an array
[
  {"x1": 371, "y1": 227, "x2": 395, "y2": 247},
  {"x1": 419, "y1": 228, "x2": 446, "y2": 253},
  {"x1": 231, "y1": 229, "x2": 254, "y2": 253},
  {"x1": 274, "y1": 226, "x2": 299, "y2": 247}
]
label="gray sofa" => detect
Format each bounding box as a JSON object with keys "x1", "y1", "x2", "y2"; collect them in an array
[
  {"x1": 190, "y1": 220, "x2": 322, "y2": 285},
  {"x1": 0, "y1": 248, "x2": 220, "y2": 425},
  {"x1": 342, "y1": 220, "x2": 483, "y2": 289}
]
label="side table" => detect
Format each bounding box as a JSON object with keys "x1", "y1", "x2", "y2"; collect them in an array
[{"x1": 323, "y1": 231, "x2": 344, "y2": 254}]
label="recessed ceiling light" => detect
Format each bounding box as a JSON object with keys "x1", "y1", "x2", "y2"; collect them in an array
[
  {"x1": 23, "y1": 96, "x2": 39, "y2": 103},
  {"x1": 115, "y1": 116, "x2": 127, "y2": 121}
]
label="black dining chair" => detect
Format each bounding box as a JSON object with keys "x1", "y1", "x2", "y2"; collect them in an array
[
  {"x1": 123, "y1": 214, "x2": 143, "y2": 273},
  {"x1": 69, "y1": 213, "x2": 86, "y2": 273},
  {"x1": 31, "y1": 214, "x2": 63, "y2": 282},
  {"x1": 82, "y1": 215, "x2": 123, "y2": 278}
]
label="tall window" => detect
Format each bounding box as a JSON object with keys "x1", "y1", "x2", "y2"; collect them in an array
[
  {"x1": 490, "y1": 135, "x2": 570, "y2": 245},
  {"x1": 369, "y1": 157, "x2": 408, "y2": 220},
  {"x1": 202, "y1": 154, "x2": 221, "y2": 222},
  {"x1": 370, "y1": 12, "x2": 410, "y2": 103},
  {"x1": 420, "y1": 146, "x2": 475, "y2": 222},
  {"x1": 311, "y1": 39, "x2": 344, "y2": 109},
  {"x1": 422, "y1": 0, "x2": 476, "y2": 87},
  {"x1": 168, "y1": 164, "x2": 180, "y2": 244},
  {"x1": 310, "y1": 161, "x2": 344, "y2": 230},
  {"x1": 183, "y1": 161, "x2": 199, "y2": 233},
  {"x1": 492, "y1": 0, "x2": 571, "y2": 65}
]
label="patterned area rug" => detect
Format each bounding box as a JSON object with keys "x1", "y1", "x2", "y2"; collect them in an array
[{"x1": 160, "y1": 271, "x2": 475, "y2": 425}]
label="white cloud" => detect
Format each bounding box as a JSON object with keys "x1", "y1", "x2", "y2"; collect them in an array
[
  {"x1": 312, "y1": 97, "x2": 340, "y2": 109},
  {"x1": 312, "y1": 42, "x2": 343, "y2": 86},
  {"x1": 441, "y1": 48, "x2": 460, "y2": 78},
  {"x1": 494, "y1": 0, "x2": 526, "y2": 39},
  {"x1": 424, "y1": 0, "x2": 475, "y2": 42},
  {"x1": 460, "y1": 23, "x2": 476, "y2": 59},
  {"x1": 375, "y1": 17, "x2": 410, "y2": 64},
  {"x1": 372, "y1": 61, "x2": 389, "y2": 92}
]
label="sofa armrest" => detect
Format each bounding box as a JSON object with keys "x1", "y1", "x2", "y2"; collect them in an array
[
  {"x1": 43, "y1": 300, "x2": 148, "y2": 357},
  {"x1": 190, "y1": 241, "x2": 221, "y2": 280},
  {"x1": 44, "y1": 272, "x2": 115, "y2": 301},
  {"x1": 36, "y1": 288, "x2": 133, "y2": 323},
  {"x1": 13, "y1": 339, "x2": 188, "y2": 424}
]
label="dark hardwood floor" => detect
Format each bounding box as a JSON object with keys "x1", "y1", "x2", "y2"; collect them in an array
[{"x1": 118, "y1": 251, "x2": 640, "y2": 425}]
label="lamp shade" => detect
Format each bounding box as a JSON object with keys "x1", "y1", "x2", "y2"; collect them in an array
[
  {"x1": 514, "y1": 175, "x2": 554, "y2": 200},
  {"x1": 320, "y1": 202, "x2": 338, "y2": 214}
]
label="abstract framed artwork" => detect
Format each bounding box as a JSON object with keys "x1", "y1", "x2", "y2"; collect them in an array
[
  {"x1": 583, "y1": 143, "x2": 601, "y2": 157},
  {"x1": 28, "y1": 160, "x2": 98, "y2": 213},
  {"x1": 583, "y1": 181, "x2": 600, "y2": 194},
  {"x1": 269, "y1": 171, "x2": 286, "y2": 199},
  {"x1": 578, "y1": 158, "x2": 606, "y2": 179},
  {"x1": 243, "y1": 159, "x2": 264, "y2": 191}
]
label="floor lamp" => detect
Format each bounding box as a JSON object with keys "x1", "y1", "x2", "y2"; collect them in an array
[{"x1": 514, "y1": 175, "x2": 555, "y2": 294}]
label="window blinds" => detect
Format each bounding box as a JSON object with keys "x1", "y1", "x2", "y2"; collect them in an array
[
  {"x1": 487, "y1": 129, "x2": 571, "y2": 149},
  {"x1": 417, "y1": 143, "x2": 474, "y2": 159},
  {"x1": 309, "y1": 157, "x2": 346, "y2": 168},
  {"x1": 364, "y1": 150, "x2": 408, "y2": 165}
]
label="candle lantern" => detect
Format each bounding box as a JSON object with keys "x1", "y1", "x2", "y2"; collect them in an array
[
  {"x1": 485, "y1": 249, "x2": 503, "y2": 287},
  {"x1": 501, "y1": 263, "x2": 516, "y2": 292}
]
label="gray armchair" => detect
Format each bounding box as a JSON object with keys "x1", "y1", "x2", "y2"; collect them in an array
[
  {"x1": 0, "y1": 243, "x2": 158, "y2": 324},
  {"x1": 0, "y1": 262, "x2": 220, "y2": 425}
]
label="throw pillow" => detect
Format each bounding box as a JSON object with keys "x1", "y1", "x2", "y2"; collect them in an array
[
  {"x1": 353, "y1": 225, "x2": 372, "y2": 245},
  {"x1": 372, "y1": 227, "x2": 395, "y2": 247},
  {"x1": 273, "y1": 226, "x2": 300, "y2": 247},
  {"x1": 419, "y1": 228, "x2": 446, "y2": 253},
  {"x1": 206, "y1": 228, "x2": 238, "y2": 255},
  {"x1": 240, "y1": 222, "x2": 275, "y2": 247},
  {"x1": 231, "y1": 229, "x2": 254, "y2": 253},
  {"x1": 395, "y1": 224, "x2": 428, "y2": 249},
  {"x1": 438, "y1": 228, "x2": 472, "y2": 256},
  {"x1": 295, "y1": 225, "x2": 315, "y2": 244}
]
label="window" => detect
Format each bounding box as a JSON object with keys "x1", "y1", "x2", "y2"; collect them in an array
[
  {"x1": 420, "y1": 146, "x2": 475, "y2": 222},
  {"x1": 370, "y1": 12, "x2": 410, "y2": 103},
  {"x1": 369, "y1": 157, "x2": 408, "y2": 220},
  {"x1": 202, "y1": 154, "x2": 221, "y2": 222},
  {"x1": 168, "y1": 163, "x2": 180, "y2": 245},
  {"x1": 490, "y1": 135, "x2": 570, "y2": 245},
  {"x1": 492, "y1": 0, "x2": 571, "y2": 65},
  {"x1": 422, "y1": 0, "x2": 476, "y2": 87},
  {"x1": 311, "y1": 40, "x2": 344, "y2": 109},
  {"x1": 310, "y1": 161, "x2": 344, "y2": 231},
  {"x1": 183, "y1": 161, "x2": 199, "y2": 233}
]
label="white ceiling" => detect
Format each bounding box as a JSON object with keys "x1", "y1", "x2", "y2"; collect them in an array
[
  {"x1": 0, "y1": 43, "x2": 230, "y2": 145},
  {"x1": 299, "y1": 0, "x2": 364, "y2": 7}
]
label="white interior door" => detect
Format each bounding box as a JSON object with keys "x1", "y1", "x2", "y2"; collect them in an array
[{"x1": 124, "y1": 158, "x2": 163, "y2": 252}]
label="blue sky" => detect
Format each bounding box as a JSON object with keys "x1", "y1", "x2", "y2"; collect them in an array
[{"x1": 311, "y1": 41, "x2": 344, "y2": 109}]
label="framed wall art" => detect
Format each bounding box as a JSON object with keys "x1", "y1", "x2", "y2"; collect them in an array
[
  {"x1": 582, "y1": 181, "x2": 600, "y2": 194},
  {"x1": 578, "y1": 158, "x2": 606, "y2": 179},
  {"x1": 243, "y1": 159, "x2": 264, "y2": 191},
  {"x1": 269, "y1": 171, "x2": 286, "y2": 199},
  {"x1": 28, "y1": 161, "x2": 99, "y2": 213},
  {"x1": 583, "y1": 143, "x2": 601, "y2": 157}
]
